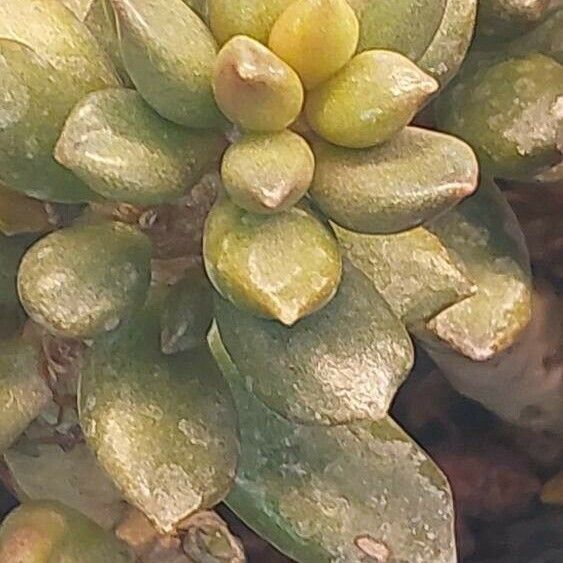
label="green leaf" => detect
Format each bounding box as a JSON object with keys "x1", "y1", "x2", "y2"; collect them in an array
[
  {"x1": 55, "y1": 88, "x2": 223, "y2": 205},
  {"x1": 18, "y1": 222, "x2": 152, "y2": 339},
  {"x1": 208, "y1": 0, "x2": 294, "y2": 45},
  {"x1": 204, "y1": 198, "x2": 342, "y2": 326},
  {"x1": 215, "y1": 261, "x2": 414, "y2": 426},
  {"x1": 213, "y1": 36, "x2": 304, "y2": 132},
  {"x1": 334, "y1": 224, "x2": 476, "y2": 327},
  {"x1": 221, "y1": 131, "x2": 314, "y2": 214},
  {"x1": 268, "y1": 0, "x2": 359, "y2": 90},
  {"x1": 209, "y1": 327, "x2": 456, "y2": 563},
  {"x1": 310, "y1": 127, "x2": 478, "y2": 234},
  {"x1": 0, "y1": 501, "x2": 133, "y2": 562},
  {"x1": 437, "y1": 53, "x2": 563, "y2": 179},
  {"x1": 0, "y1": 0, "x2": 120, "y2": 202},
  {"x1": 111, "y1": 0, "x2": 223, "y2": 128},
  {"x1": 348, "y1": 0, "x2": 447, "y2": 61},
  {"x1": 79, "y1": 334, "x2": 239, "y2": 533},
  {"x1": 0, "y1": 339, "x2": 51, "y2": 454},
  {"x1": 305, "y1": 51, "x2": 438, "y2": 148},
  {"x1": 418, "y1": 178, "x2": 533, "y2": 361},
  {"x1": 418, "y1": 0, "x2": 478, "y2": 86}
]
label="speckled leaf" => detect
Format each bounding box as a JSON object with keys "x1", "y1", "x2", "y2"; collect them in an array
[
  {"x1": 18, "y1": 222, "x2": 152, "y2": 339},
  {"x1": 418, "y1": 0, "x2": 478, "y2": 86},
  {"x1": 111, "y1": 0, "x2": 223, "y2": 128},
  {"x1": 3, "y1": 442, "x2": 125, "y2": 530},
  {"x1": 305, "y1": 51, "x2": 438, "y2": 148},
  {"x1": 334, "y1": 224, "x2": 476, "y2": 327},
  {"x1": 0, "y1": 0, "x2": 120, "y2": 202},
  {"x1": 310, "y1": 128, "x2": 478, "y2": 234},
  {"x1": 0, "y1": 501, "x2": 133, "y2": 562},
  {"x1": 348, "y1": 0, "x2": 446, "y2": 60},
  {"x1": 209, "y1": 327, "x2": 457, "y2": 563},
  {"x1": 437, "y1": 53, "x2": 563, "y2": 179},
  {"x1": 213, "y1": 36, "x2": 304, "y2": 132},
  {"x1": 0, "y1": 183, "x2": 51, "y2": 236},
  {"x1": 0, "y1": 339, "x2": 51, "y2": 454},
  {"x1": 56, "y1": 88, "x2": 223, "y2": 205},
  {"x1": 478, "y1": 0, "x2": 554, "y2": 36},
  {"x1": 79, "y1": 332, "x2": 239, "y2": 533},
  {"x1": 204, "y1": 198, "x2": 342, "y2": 326},
  {"x1": 221, "y1": 130, "x2": 314, "y2": 214},
  {"x1": 215, "y1": 261, "x2": 414, "y2": 426},
  {"x1": 418, "y1": 178, "x2": 533, "y2": 361},
  {"x1": 507, "y1": 8, "x2": 563, "y2": 63},
  {"x1": 208, "y1": 0, "x2": 294, "y2": 44}
]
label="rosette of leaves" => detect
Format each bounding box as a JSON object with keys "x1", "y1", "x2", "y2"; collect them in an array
[{"x1": 0, "y1": 0, "x2": 543, "y2": 562}]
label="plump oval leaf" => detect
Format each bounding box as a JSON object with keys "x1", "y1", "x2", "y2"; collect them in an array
[
  {"x1": 0, "y1": 501, "x2": 133, "y2": 563},
  {"x1": 0, "y1": 0, "x2": 120, "y2": 202},
  {"x1": 215, "y1": 261, "x2": 414, "y2": 425},
  {"x1": 213, "y1": 35, "x2": 304, "y2": 131},
  {"x1": 418, "y1": 178, "x2": 533, "y2": 361},
  {"x1": 305, "y1": 51, "x2": 438, "y2": 148},
  {"x1": 0, "y1": 339, "x2": 51, "y2": 454},
  {"x1": 310, "y1": 128, "x2": 478, "y2": 234},
  {"x1": 111, "y1": 0, "x2": 223, "y2": 128},
  {"x1": 348, "y1": 0, "x2": 446, "y2": 61},
  {"x1": 437, "y1": 53, "x2": 563, "y2": 179},
  {"x1": 204, "y1": 198, "x2": 342, "y2": 325},
  {"x1": 209, "y1": 327, "x2": 457, "y2": 563},
  {"x1": 18, "y1": 222, "x2": 152, "y2": 339},
  {"x1": 222, "y1": 130, "x2": 314, "y2": 214},
  {"x1": 79, "y1": 334, "x2": 239, "y2": 533},
  {"x1": 418, "y1": 0, "x2": 478, "y2": 86},
  {"x1": 269, "y1": 0, "x2": 359, "y2": 89},
  {"x1": 334, "y1": 224, "x2": 476, "y2": 327},
  {"x1": 55, "y1": 88, "x2": 223, "y2": 205},
  {"x1": 208, "y1": 0, "x2": 294, "y2": 44}
]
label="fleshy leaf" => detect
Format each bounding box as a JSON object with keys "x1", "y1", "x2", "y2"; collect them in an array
[
  {"x1": 111, "y1": 0, "x2": 223, "y2": 128},
  {"x1": 79, "y1": 331, "x2": 239, "y2": 533},
  {"x1": 310, "y1": 127, "x2": 478, "y2": 234},
  {"x1": 418, "y1": 0, "x2": 478, "y2": 86},
  {"x1": 203, "y1": 198, "x2": 342, "y2": 326},
  {"x1": 18, "y1": 222, "x2": 152, "y2": 339},
  {"x1": 0, "y1": 339, "x2": 51, "y2": 454},
  {"x1": 221, "y1": 131, "x2": 314, "y2": 214},
  {"x1": 0, "y1": 0, "x2": 119, "y2": 202},
  {"x1": 334, "y1": 224, "x2": 476, "y2": 327},
  {"x1": 268, "y1": 0, "x2": 359, "y2": 89},
  {"x1": 55, "y1": 88, "x2": 223, "y2": 205},
  {"x1": 437, "y1": 53, "x2": 563, "y2": 179},
  {"x1": 215, "y1": 261, "x2": 414, "y2": 426},
  {"x1": 0, "y1": 501, "x2": 133, "y2": 562},
  {"x1": 209, "y1": 327, "x2": 457, "y2": 563},
  {"x1": 208, "y1": 0, "x2": 294, "y2": 45},
  {"x1": 348, "y1": 0, "x2": 447, "y2": 60},
  {"x1": 305, "y1": 50, "x2": 438, "y2": 148},
  {"x1": 213, "y1": 36, "x2": 304, "y2": 132},
  {"x1": 3, "y1": 442, "x2": 125, "y2": 530},
  {"x1": 418, "y1": 178, "x2": 533, "y2": 361}
]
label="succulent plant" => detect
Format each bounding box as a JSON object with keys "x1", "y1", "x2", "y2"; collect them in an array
[{"x1": 0, "y1": 0, "x2": 559, "y2": 561}]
